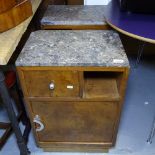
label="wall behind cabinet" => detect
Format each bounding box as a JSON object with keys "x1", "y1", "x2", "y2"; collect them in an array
[{"x1": 84, "y1": 0, "x2": 111, "y2": 5}]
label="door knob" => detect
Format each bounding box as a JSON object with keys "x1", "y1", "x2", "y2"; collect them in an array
[
  {"x1": 33, "y1": 115, "x2": 44, "y2": 132},
  {"x1": 49, "y1": 82, "x2": 55, "y2": 90}
]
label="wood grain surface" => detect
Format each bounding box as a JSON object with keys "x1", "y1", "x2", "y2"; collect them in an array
[
  {"x1": 41, "y1": 24, "x2": 111, "y2": 30},
  {"x1": 31, "y1": 101, "x2": 118, "y2": 144},
  {"x1": 0, "y1": 0, "x2": 16, "y2": 14},
  {"x1": 0, "y1": 0, "x2": 42, "y2": 65},
  {"x1": 17, "y1": 66, "x2": 129, "y2": 151},
  {"x1": 67, "y1": 0, "x2": 83, "y2": 5},
  {"x1": 0, "y1": 0, "x2": 32, "y2": 33},
  {"x1": 84, "y1": 72, "x2": 120, "y2": 100},
  {"x1": 23, "y1": 70, "x2": 80, "y2": 97}
]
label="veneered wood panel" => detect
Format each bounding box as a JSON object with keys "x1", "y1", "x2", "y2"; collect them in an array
[
  {"x1": 67, "y1": 0, "x2": 83, "y2": 5},
  {"x1": 0, "y1": 0, "x2": 16, "y2": 13},
  {"x1": 17, "y1": 66, "x2": 129, "y2": 151},
  {"x1": 31, "y1": 101, "x2": 118, "y2": 144},
  {"x1": 41, "y1": 25, "x2": 111, "y2": 30},
  {"x1": 84, "y1": 72, "x2": 120, "y2": 100},
  {"x1": 17, "y1": 66, "x2": 127, "y2": 72},
  {"x1": 22, "y1": 70, "x2": 80, "y2": 97},
  {"x1": 0, "y1": 0, "x2": 33, "y2": 32}
]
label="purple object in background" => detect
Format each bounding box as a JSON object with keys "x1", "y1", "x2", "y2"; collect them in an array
[
  {"x1": 104, "y1": 0, "x2": 155, "y2": 44},
  {"x1": 120, "y1": 0, "x2": 155, "y2": 14}
]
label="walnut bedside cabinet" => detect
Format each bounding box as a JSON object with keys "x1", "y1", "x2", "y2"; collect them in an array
[{"x1": 16, "y1": 30, "x2": 129, "y2": 152}]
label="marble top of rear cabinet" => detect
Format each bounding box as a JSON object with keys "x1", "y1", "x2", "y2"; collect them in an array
[
  {"x1": 16, "y1": 30, "x2": 129, "y2": 67},
  {"x1": 41, "y1": 5, "x2": 106, "y2": 26}
]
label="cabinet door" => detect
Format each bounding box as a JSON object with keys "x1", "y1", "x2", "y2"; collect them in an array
[
  {"x1": 30, "y1": 101, "x2": 118, "y2": 146},
  {"x1": 22, "y1": 70, "x2": 80, "y2": 97}
]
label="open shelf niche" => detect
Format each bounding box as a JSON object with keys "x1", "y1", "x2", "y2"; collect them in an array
[{"x1": 83, "y1": 71, "x2": 123, "y2": 101}]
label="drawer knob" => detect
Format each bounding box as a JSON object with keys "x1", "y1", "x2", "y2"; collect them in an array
[
  {"x1": 49, "y1": 82, "x2": 55, "y2": 90},
  {"x1": 33, "y1": 115, "x2": 44, "y2": 132}
]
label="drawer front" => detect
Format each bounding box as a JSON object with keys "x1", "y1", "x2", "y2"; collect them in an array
[
  {"x1": 23, "y1": 70, "x2": 80, "y2": 97},
  {"x1": 30, "y1": 101, "x2": 118, "y2": 145}
]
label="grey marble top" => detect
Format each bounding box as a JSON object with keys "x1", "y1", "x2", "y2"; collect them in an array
[
  {"x1": 41, "y1": 5, "x2": 107, "y2": 26},
  {"x1": 16, "y1": 30, "x2": 129, "y2": 67}
]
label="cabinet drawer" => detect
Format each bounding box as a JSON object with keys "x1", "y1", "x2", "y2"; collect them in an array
[
  {"x1": 30, "y1": 101, "x2": 118, "y2": 146},
  {"x1": 22, "y1": 70, "x2": 80, "y2": 97}
]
